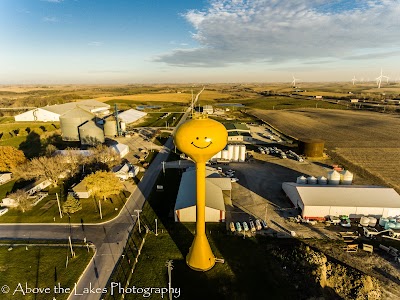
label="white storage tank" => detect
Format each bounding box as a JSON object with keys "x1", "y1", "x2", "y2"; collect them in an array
[
  {"x1": 239, "y1": 145, "x2": 246, "y2": 162},
  {"x1": 296, "y1": 175, "x2": 307, "y2": 184},
  {"x1": 215, "y1": 151, "x2": 221, "y2": 159},
  {"x1": 307, "y1": 176, "x2": 317, "y2": 185},
  {"x1": 340, "y1": 170, "x2": 353, "y2": 185},
  {"x1": 317, "y1": 176, "x2": 327, "y2": 185},
  {"x1": 360, "y1": 216, "x2": 370, "y2": 227},
  {"x1": 228, "y1": 145, "x2": 234, "y2": 160},
  {"x1": 233, "y1": 145, "x2": 240, "y2": 162},
  {"x1": 368, "y1": 217, "x2": 377, "y2": 227},
  {"x1": 221, "y1": 150, "x2": 229, "y2": 160},
  {"x1": 327, "y1": 170, "x2": 340, "y2": 185},
  {"x1": 120, "y1": 121, "x2": 126, "y2": 132}
]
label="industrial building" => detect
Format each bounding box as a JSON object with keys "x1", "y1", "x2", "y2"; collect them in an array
[
  {"x1": 211, "y1": 144, "x2": 247, "y2": 162},
  {"x1": 282, "y1": 182, "x2": 400, "y2": 220},
  {"x1": 224, "y1": 123, "x2": 252, "y2": 142},
  {"x1": 202, "y1": 105, "x2": 213, "y2": 114},
  {"x1": 174, "y1": 167, "x2": 232, "y2": 222},
  {"x1": 14, "y1": 100, "x2": 110, "y2": 122}
]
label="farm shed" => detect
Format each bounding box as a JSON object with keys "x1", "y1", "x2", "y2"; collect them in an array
[
  {"x1": 109, "y1": 143, "x2": 129, "y2": 158},
  {"x1": 174, "y1": 167, "x2": 231, "y2": 222},
  {"x1": 117, "y1": 109, "x2": 147, "y2": 124},
  {"x1": 282, "y1": 182, "x2": 400, "y2": 219},
  {"x1": 72, "y1": 181, "x2": 91, "y2": 199}
]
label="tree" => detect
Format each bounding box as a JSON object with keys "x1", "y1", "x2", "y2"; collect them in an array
[
  {"x1": 45, "y1": 144, "x2": 57, "y2": 157},
  {"x1": 62, "y1": 195, "x2": 82, "y2": 215},
  {"x1": 83, "y1": 171, "x2": 124, "y2": 201},
  {"x1": 91, "y1": 144, "x2": 121, "y2": 169},
  {"x1": 16, "y1": 156, "x2": 65, "y2": 186},
  {"x1": 0, "y1": 146, "x2": 26, "y2": 172},
  {"x1": 7, "y1": 190, "x2": 33, "y2": 213}
]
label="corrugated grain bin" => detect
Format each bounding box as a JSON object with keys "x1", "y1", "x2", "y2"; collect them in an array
[
  {"x1": 79, "y1": 120, "x2": 105, "y2": 146},
  {"x1": 233, "y1": 145, "x2": 240, "y2": 162},
  {"x1": 341, "y1": 170, "x2": 354, "y2": 185},
  {"x1": 104, "y1": 117, "x2": 118, "y2": 137},
  {"x1": 296, "y1": 176, "x2": 307, "y2": 184},
  {"x1": 317, "y1": 176, "x2": 327, "y2": 185},
  {"x1": 307, "y1": 176, "x2": 317, "y2": 184},
  {"x1": 298, "y1": 139, "x2": 324, "y2": 158},
  {"x1": 60, "y1": 108, "x2": 94, "y2": 141},
  {"x1": 327, "y1": 170, "x2": 340, "y2": 185}
]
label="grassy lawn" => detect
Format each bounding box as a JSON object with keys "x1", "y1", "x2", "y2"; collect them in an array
[
  {"x1": 0, "y1": 244, "x2": 93, "y2": 300},
  {"x1": 0, "y1": 184, "x2": 130, "y2": 224},
  {"x1": 0, "y1": 180, "x2": 17, "y2": 199}
]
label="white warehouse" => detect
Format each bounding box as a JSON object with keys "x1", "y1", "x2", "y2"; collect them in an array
[
  {"x1": 282, "y1": 182, "x2": 400, "y2": 220},
  {"x1": 14, "y1": 100, "x2": 110, "y2": 122}
]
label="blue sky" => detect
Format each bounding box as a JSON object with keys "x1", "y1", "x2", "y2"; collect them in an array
[{"x1": 1, "y1": 0, "x2": 400, "y2": 84}]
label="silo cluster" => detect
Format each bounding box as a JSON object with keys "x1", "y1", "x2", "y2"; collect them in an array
[
  {"x1": 211, "y1": 144, "x2": 247, "y2": 162},
  {"x1": 296, "y1": 170, "x2": 353, "y2": 185}
]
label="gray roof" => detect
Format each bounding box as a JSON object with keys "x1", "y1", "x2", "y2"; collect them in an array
[
  {"x1": 175, "y1": 168, "x2": 227, "y2": 211},
  {"x1": 118, "y1": 109, "x2": 147, "y2": 124},
  {"x1": 42, "y1": 100, "x2": 109, "y2": 115},
  {"x1": 59, "y1": 107, "x2": 95, "y2": 119},
  {"x1": 283, "y1": 182, "x2": 400, "y2": 208}
]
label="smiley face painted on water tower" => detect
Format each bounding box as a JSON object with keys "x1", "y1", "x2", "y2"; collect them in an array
[{"x1": 174, "y1": 117, "x2": 228, "y2": 163}]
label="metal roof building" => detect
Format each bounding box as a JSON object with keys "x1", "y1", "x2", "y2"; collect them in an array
[
  {"x1": 174, "y1": 167, "x2": 231, "y2": 222},
  {"x1": 117, "y1": 109, "x2": 147, "y2": 124},
  {"x1": 282, "y1": 182, "x2": 400, "y2": 220},
  {"x1": 14, "y1": 100, "x2": 110, "y2": 122}
]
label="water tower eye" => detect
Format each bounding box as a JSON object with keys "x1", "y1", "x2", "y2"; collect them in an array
[{"x1": 196, "y1": 137, "x2": 199, "y2": 140}]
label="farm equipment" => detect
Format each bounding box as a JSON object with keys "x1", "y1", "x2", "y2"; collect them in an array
[
  {"x1": 363, "y1": 227, "x2": 400, "y2": 240},
  {"x1": 325, "y1": 215, "x2": 341, "y2": 225}
]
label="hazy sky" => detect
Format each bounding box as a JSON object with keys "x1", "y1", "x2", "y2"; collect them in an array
[{"x1": 1, "y1": 0, "x2": 400, "y2": 84}]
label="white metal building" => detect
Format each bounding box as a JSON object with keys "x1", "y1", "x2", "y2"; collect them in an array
[
  {"x1": 174, "y1": 167, "x2": 231, "y2": 222},
  {"x1": 72, "y1": 181, "x2": 91, "y2": 199},
  {"x1": 109, "y1": 143, "x2": 129, "y2": 158},
  {"x1": 117, "y1": 109, "x2": 147, "y2": 124},
  {"x1": 282, "y1": 182, "x2": 400, "y2": 220},
  {"x1": 14, "y1": 100, "x2": 110, "y2": 122}
]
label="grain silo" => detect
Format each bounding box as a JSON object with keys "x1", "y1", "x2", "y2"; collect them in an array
[
  {"x1": 60, "y1": 108, "x2": 94, "y2": 141},
  {"x1": 298, "y1": 139, "x2": 325, "y2": 158},
  {"x1": 228, "y1": 145, "x2": 234, "y2": 160},
  {"x1": 233, "y1": 145, "x2": 240, "y2": 162},
  {"x1": 103, "y1": 115, "x2": 118, "y2": 137},
  {"x1": 340, "y1": 170, "x2": 354, "y2": 185},
  {"x1": 78, "y1": 120, "x2": 105, "y2": 146},
  {"x1": 221, "y1": 150, "x2": 229, "y2": 160},
  {"x1": 327, "y1": 170, "x2": 340, "y2": 185},
  {"x1": 239, "y1": 145, "x2": 246, "y2": 162}
]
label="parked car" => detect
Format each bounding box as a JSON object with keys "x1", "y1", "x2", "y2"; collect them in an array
[
  {"x1": 242, "y1": 222, "x2": 249, "y2": 232},
  {"x1": 230, "y1": 177, "x2": 239, "y2": 182},
  {"x1": 340, "y1": 217, "x2": 351, "y2": 228},
  {"x1": 250, "y1": 221, "x2": 256, "y2": 233},
  {"x1": 217, "y1": 167, "x2": 222, "y2": 172},
  {"x1": 255, "y1": 219, "x2": 262, "y2": 230},
  {"x1": 229, "y1": 222, "x2": 236, "y2": 232},
  {"x1": 261, "y1": 220, "x2": 268, "y2": 229},
  {"x1": 235, "y1": 222, "x2": 242, "y2": 232}
]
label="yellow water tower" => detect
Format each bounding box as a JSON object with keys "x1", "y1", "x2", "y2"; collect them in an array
[{"x1": 174, "y1": 115, "x2": 228, "y2": 271}]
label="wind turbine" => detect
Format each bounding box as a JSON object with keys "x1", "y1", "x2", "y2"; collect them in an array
[
  {"x1": 351, "y1": 75, "x2": 357, "y2": 85},
  {"x1": 291, "y1": 75, "x2": 300, "y2": 87},
  {"x1": 376, "y1": 68, "x2": 389, "y2": 88}
]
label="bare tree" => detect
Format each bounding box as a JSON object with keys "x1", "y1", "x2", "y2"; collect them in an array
[
  {"x1": 0, "y1": 146, "x2": 26, "y2": 172},
  {"x1": 17, "y1": 156, "x2": 66, "y2": 187},
  {"x1": 8, "y1": 190, "x2": 33, "y2": 213}
]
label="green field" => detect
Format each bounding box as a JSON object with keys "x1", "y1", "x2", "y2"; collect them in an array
[
  {"x1": 0, "y1": 244, "x2": 93, "y2": 300},
  {"x1": 0, "y1": 183, "x2": 129, "y2": 224}
]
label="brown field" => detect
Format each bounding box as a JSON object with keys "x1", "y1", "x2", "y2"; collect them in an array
[
  {"x1": 251, "y1": 108, "x2": 400, "y2": 191},
  {"x1": 94, "y1": 92, "x2": 192, "y2": 103}
]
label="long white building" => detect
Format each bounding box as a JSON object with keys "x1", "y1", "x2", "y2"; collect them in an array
[
  {"x1": 14, "y1": 100, "x2": 110, "y2": 122},
  {"x1": 282, "y1": 182, "x2": 400, "y2": 220}
]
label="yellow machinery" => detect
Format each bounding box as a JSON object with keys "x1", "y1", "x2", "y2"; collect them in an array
[{"x1": 174, "y1": 115, "x2": 228, "y2": 271}]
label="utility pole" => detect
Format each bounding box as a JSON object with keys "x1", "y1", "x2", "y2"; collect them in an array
[
  {"x1": 68, "y1": 236, "x2": 75, "y2": 258},
  {"x1": 155, "y1": 219, "x2": 158, "y2": 236},
  {"x1": 166, "y1": 260, "x2": 174, "y2": 300},
  {"x1": 191, "y1": 89, "x2": 194, "y2": 116},
  {"x1": 134, "y1": 209, "x2": 142, "y2": 233},
  {"x1": 162, "y1": 161, "x2": 165, "y2": 174},
  {"x1": 56, "y1": 193, "x2": 63, "y2": 218},
  {"x1": 99, "y1": 198, "x2": 103, "y2": 220}
]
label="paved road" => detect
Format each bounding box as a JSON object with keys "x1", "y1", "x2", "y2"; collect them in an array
[{"x1": 0, "y1": 87, "x2": 203, "y2": 300}]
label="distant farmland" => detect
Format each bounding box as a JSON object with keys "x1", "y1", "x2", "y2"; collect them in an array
[{"x1": 251, "y1": 108, "x2": 400, "y2": 191}]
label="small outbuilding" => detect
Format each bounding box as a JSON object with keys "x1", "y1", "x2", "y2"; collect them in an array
[{"x1": 0, "y1": 173, "x2": 12, "y2": 185}]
